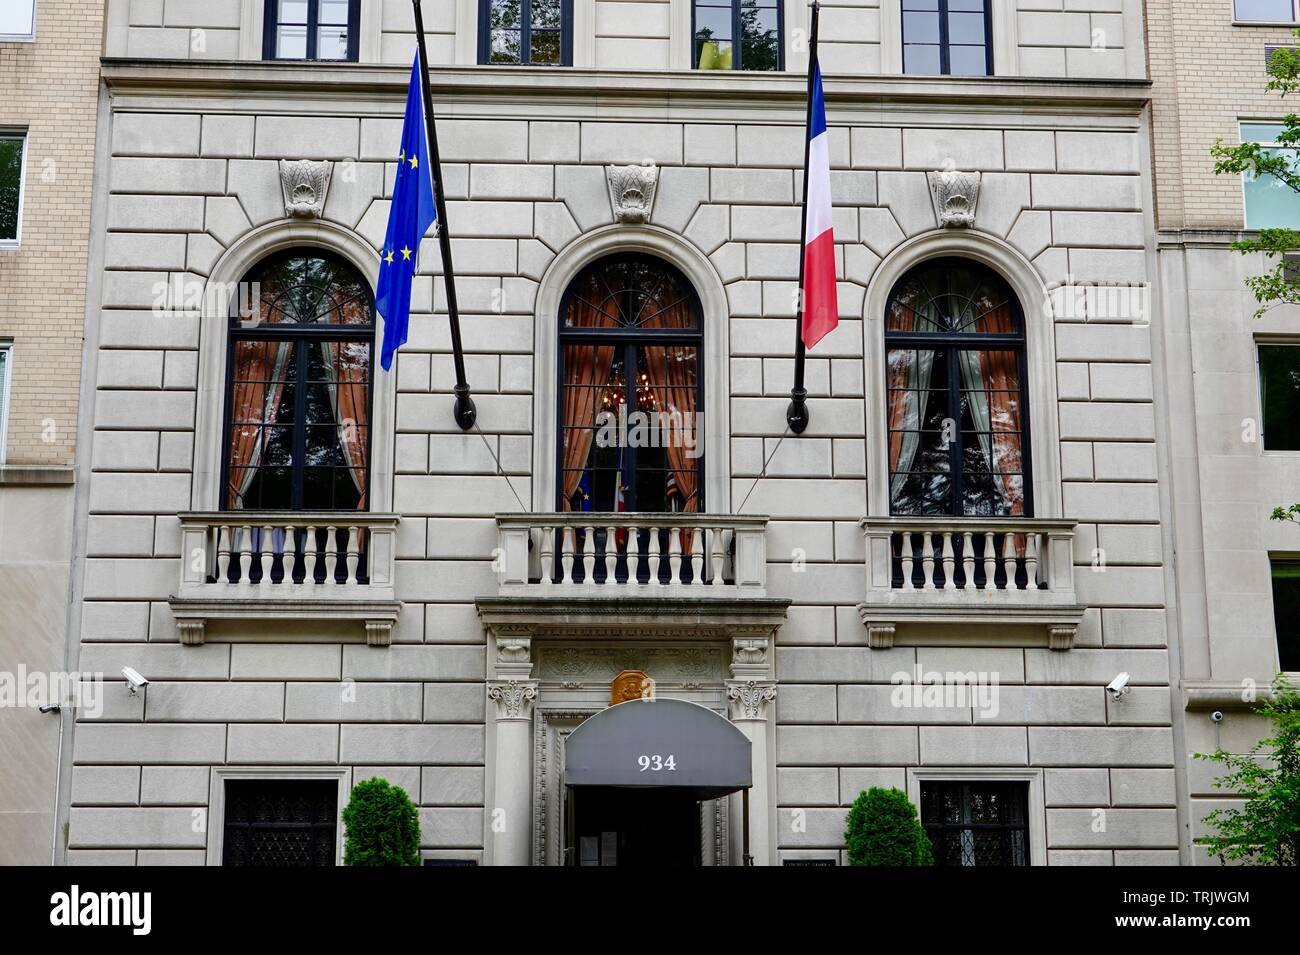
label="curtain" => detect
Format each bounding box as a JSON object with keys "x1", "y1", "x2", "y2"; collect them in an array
[
  {"x1": 643, "y1": 296, "x2": 699, "y2": 513},
  {"x1": 322, "y1": 340, "x2": 370, "y2": 509},
  {"x1": 976, "y1": 304, "x2": 1023, "y2": 516},
  {"x1": 227, "y1": 340, "x2": 291, "y2": 509},
  {"x1": 886, "y1": 299, "x2": 939, "y2": 507},
  {"x1": 561, "y1": 297, "x2": 617, "y2": 510}
]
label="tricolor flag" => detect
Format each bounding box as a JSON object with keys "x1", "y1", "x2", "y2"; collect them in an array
[
  {"x1": 376, "y1": 50, "x2": 438, "y2": 371},
  {"x1": 800, "y1": 60, "x2": 838, "y2": 350}
]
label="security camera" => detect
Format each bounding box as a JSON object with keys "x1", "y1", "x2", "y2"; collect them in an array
[
  {"x1": 38, "y1": 703, "x2": 61, "y2": 714},
  {"x1": 122, "y1": 667, "x2": 149, "y2": 695},
  {"x1": 1211, "y1": 710, "x2": 1224, "y2": 723},
  {"x1": 1106, "y1": 672, "x2": 1130, "y2": 700}
]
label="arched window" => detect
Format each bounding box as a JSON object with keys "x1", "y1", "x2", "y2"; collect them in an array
[
  {"x1": 557, "y1": 254, "x2": 704, "y2": 514},
  {"x1": 223, "y1": 249, "x2": 374, "y2": 512},
  {"x1": 884, "y1": 257, "x2": 1031, "y2": 517}
]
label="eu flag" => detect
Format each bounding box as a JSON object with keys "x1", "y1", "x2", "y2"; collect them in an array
[{"x1": 376, "y1": 51, "x2": 438, "y2": 371}]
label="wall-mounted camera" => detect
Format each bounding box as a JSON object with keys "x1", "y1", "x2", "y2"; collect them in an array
[
  {"x1": 1211, "y1": 710, "x2": 1224, "y2": 723},
  {"x1": 1106, "y1": 672, "x2": 1130, "y2": 701},
  {"x1": 122, "y1": 666, "x2": 149, "y2": 696}
]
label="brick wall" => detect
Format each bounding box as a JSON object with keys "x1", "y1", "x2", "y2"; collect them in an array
[
  {"x1": 1148, "y1": 0, "x2": 1300, "y2": 230},
  {"x1": 0, "y1": 0, "x2": 102, "y2": 465}
]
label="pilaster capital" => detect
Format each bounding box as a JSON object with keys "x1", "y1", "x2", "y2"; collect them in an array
[
  {"x1": 487, "y1": 680, "x2": 538, "y2": 721},
  {"x1": 726, "y1": 680, "x2": 777, "y2": 721}
]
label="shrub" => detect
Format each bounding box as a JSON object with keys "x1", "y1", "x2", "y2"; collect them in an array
[
  {"x1": 342, "y1": 777, "x2": 421, "y2": 866},
  {"x1": 844, "y1": 787, "x2": 933, "y2": 866}
]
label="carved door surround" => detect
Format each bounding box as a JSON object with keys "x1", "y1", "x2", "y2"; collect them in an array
[{"x1": 477, "y1": 595, "x2": 787, "y2": 865}]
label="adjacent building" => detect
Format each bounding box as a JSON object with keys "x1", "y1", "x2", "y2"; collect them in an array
[
  {"x1": 50, "y1": 0, "x2": 1189, "y2": 865},
  {"x1": 1148, "y1": 0, "x2": 1300, "y2": 865},
  {"x1": 0, "y1": 0, "x2": 104, "y2": 866}
]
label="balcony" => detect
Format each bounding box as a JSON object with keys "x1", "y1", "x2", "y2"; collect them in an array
[
  {"x1": 493, "y1": 512, "x2": 769, "y2": 597},
  {"x1": 478, "y1": 512, "x2": 787, "y2": 650},
  {"x1": 859, "y1": 517, "x2": 1084, "y2": 650},
  {"x1": 168, "y1": 511, "x2": 401, "y2": 646}
]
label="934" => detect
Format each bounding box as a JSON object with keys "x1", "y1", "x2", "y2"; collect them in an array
[{"x1": 637, "y1": 754, "x2": 677, "y2": 772}]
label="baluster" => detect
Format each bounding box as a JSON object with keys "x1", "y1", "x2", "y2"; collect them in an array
[
  {"x1": 668, "y1": 527, "x2": 683, "y2": 584},
  {"x1": 941, "y1": 532, "x2": 956, "y2": 590},
  {"x1": 647, "y1": 527, "x2": 662, "y2": 584},
  {"x1": 561, "y1": 526, "x2": 576, "y2": 585},
  {"x1": 283, "y1": 525, "x2": 296, "y2": 585},
  {"x1": 1000, "y1": 533, "x2": 1018, "y2": 592},
  {"x1": 346, "y1": 526, "x2": 360, "y2": 584},
  {"x1": 709, "y1": 526, "x2": 725, "y2": 586},
  {"x1": 626, "y1": 526, "x2": 640, "y2": 585},
  {"x1": 324, "y1": 525, "x2": 338, "y2": 584},
  {"x1": 582, "y1": 525, "x2": 596, "y2": 583},
  {"x1": 304, "y1": 526, "x2": 318, "y2": 584},
  {"x1": 983, "y1": 531, "x2": 996, "y2": 590},
  {"x1": 216, "y1": 525, "x2": 232, "y2": 583},
  {"x1": 689, "y1": 527, "x2": 704, "y2": 585},
  {"x1": 260, "y1": 524, "x2": 274, "y2": 583},
  {"x1": 921, "y1": 531, "x2": 936, "y2": 589},
  {"x1": 1024, "y1": 533, "x2": 1040, "y2": 591},
  {"x1": 604, "y1": 526, "x2": 618, "y2": 584},
  {"x1": 961, "y1": 531, "x2": 975, "y2": 591},
  {"x1": 540, "y1": 525, "x2": 554, "y2": 585},
  {"x1": 238, "y1": 525, "x2": 252, "y2": 583},
  {"x1": 899, "y1": 533, "x2": 914, "y2": 589}
]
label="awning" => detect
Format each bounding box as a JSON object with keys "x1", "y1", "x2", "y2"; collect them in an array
[{"x1": 564, "y1": 698, "x2": 751, "y2": 800}]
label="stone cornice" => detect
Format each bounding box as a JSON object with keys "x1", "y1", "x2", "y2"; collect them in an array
[
  {"x1": 1156, "y1": 228, "x2": 1257, "y2": 249},
  {"x1": 476, "y1": 595, "x2": 790, "y2": 641},
  {"x1": 99, "y1": 60, "x2": 1151, "y2": 119}
]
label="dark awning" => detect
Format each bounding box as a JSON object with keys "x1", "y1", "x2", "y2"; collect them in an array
[{"x1": 564, "y1": 698, "x2": 751, "y2": 800}]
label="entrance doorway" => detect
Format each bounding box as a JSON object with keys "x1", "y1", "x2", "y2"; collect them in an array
[{"x1": 566, "y1": 786, "x2": 702, "y2": 866}]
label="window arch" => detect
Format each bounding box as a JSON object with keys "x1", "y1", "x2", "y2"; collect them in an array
[
  {"x1": 556, "y1": 253, "x2": 704, "y2": 514},
  {"x1": 884, "y1": 256, "x2": 1031, "y2": 517},
  {"x1": 223, "y1": 249, "x2": 374, "y2": 512}
]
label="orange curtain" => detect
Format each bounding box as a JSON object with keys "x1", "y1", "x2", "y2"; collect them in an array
[
  {"x1": 642, "y1": 297, "x2": 699, "y2": 513},
  {"x1": 561, "y1": 297, "x2": 617, "y2": 510},
  {"x1": 226, "y1": 340, "x2": 290, "y2": 509},
  {"x1": 885, "y1": 300, "x2": 936, "y2": 506},
  {"x1": 324, "y1": 340, "x2": 370, "y2": 510},
  {"x1": 977, "y1": 304, "x2": 1023, "y2": 516}
]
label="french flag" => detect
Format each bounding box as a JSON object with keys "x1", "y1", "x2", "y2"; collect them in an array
[{"x1": 801, "y1": 62, "x2": 838, "y2": 350}]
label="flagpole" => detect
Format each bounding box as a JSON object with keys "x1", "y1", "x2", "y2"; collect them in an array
[
  {"x1": 786, "y1": 1, "x2": 821, "y2": 436},
  {"x1": 412, "y1": 0, "x2": 476, "y2": 431}
]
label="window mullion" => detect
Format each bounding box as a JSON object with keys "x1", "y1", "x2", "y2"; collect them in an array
[
  {"x1": 732, "y1": 0, "x2": 741, "y2": 71},
  {"x1": 292, "y1": 339, "x2": 309, "y2": 510},
  {"x1": 306, "y1": 0, "x2": 319, "y2": 61},
  {"x1": 521, "y1": 0, "x2": 531, "y2": 64},
  {"x1": 938, "y1": 0, "x2": 951, "y2": 76}
]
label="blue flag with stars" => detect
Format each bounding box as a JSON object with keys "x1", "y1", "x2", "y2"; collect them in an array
[{"x1": 377, "y1": 51, "x2": 438, "y2": 371}]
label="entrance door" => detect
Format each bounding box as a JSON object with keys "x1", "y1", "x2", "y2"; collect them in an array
[{"x1": 567, "y1": 786, "x2": 702, "y2": 866}]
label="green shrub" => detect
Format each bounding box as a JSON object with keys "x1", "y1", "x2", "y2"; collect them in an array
[
  {"x1": 844, "y1": 787, "x2": 933, "y2": 866},
  {"x1": 342, "y1": 777, "x2": 421, "y2": 866}
]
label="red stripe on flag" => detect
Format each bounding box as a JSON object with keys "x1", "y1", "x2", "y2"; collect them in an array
[{"x1": 801, "y1": 229, "x2": 838, "y2": 350}]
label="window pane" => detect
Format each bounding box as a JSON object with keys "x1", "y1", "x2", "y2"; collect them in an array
[
  {"x1": 1244, "y1": 148, "x2": 1300, "y2": 228},
  {"x1": 276, "y1": 25, "x2": 309, "y2": 59},
  {"x1": 0, "y1": 0, "x2": 35, "y2": 36},
  {"x1": 533, "y1": 0, "x2": 562, "y2": 30},
  {"x1": 277, "y1": 0, "x2": 310, "y2": 23},
  {"x1": 948, "y1": 11, "x2": 985, "y2": 44},
  {"x1": 317, "y1": 24, "x2": 351, "y2": 60},
  {"x1": 739, "y1": 3, "x2": 780, "y2": 71},
  {"x1": 948, "y1": 44, "x2": 990, "y2": 76},
  {"x1": 903, "y1": 44, "x2": 941, "y2": 75},
  {"x1": 318, "y1": 0, "x2": 351, "y2": 24},
  {"x1": 1271, "y1": 561, "x2": 1300, "y2": 670},
  {"x1": 530, "y1": 28, "x2": 562, "y2": 64},
  {"x1": 1260, "y1": 345, "x2": 1300, "y2": 450},
  {"x1": 0, "y1": 137, "x2": 22, "y2": 241},
  {"x1": 492, "y1": 0, "x2": 523, "y2": 29},
  {"x1": 902, "y1": 10, "x2": 940, "y2": 43},
  {"x1": 1235, "y1": 0, "x2": 1295, "y2": 21},
  {"x1": 491, "y1": 29, "x2": 522, "y2": 63}
]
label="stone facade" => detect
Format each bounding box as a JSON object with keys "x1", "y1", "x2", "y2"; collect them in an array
[
  {"x1": 1147, "y1": 2, "x2": 1300, "y2": 865},
  {"x1": 0, "y1": 0, "x2": 103, "y2": 866},
  {"x1": 52, "y1": 0, "x2": 1191, "y2": 865}
]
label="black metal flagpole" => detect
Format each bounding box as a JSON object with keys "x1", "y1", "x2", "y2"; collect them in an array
[
  {"x1": 412, "y1": 0, "x2": 476, "y2": 431},
  {"x1": 786, "y1": 1, "x2": 822, "y2": 436}
]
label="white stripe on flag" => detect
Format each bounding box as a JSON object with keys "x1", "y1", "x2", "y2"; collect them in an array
[{"x1": 803, "y1": 131, "x2": 833, "y2": 243}]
